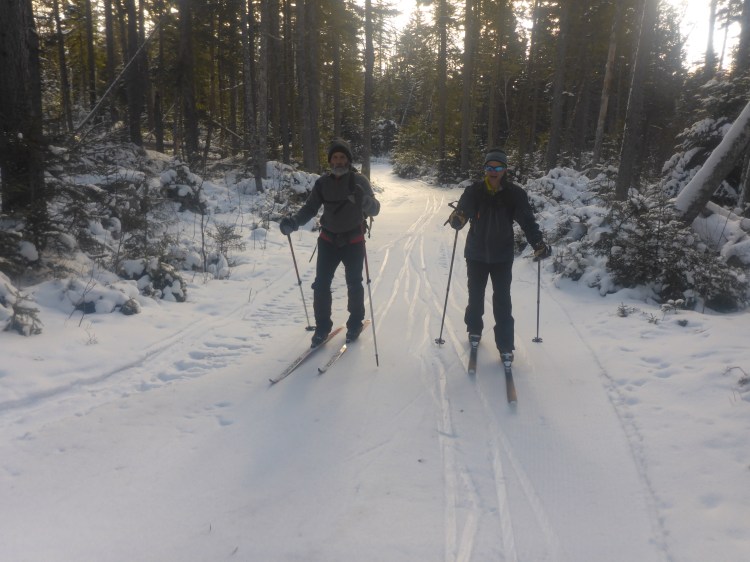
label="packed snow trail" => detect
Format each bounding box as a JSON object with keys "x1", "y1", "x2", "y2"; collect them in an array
[{"x1": 0, "y1": 163, "x2": 674, "y2": 561}]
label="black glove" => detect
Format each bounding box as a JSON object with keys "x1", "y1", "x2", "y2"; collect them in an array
[
  {"x1": 279, "y1": 216, "x2": 298, "y2": 236},
  {"x1": 533, "y1": 241, "x2": 552, "y2": 261},
  {"x1": 447, "y1": 210, "x2": 467, "y2": 230}
]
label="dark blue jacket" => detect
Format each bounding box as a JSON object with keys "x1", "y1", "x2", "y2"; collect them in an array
[{"x1": 455, "y1": 175, "x2": 543, "y2": 263}]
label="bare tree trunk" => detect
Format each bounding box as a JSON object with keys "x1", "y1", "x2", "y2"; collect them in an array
[
  {"x1": 705, "y1": 0, "x2": 718, "y2": 76},
  {"x1": 518, "y1": 0, "x2": 540, "y2": 166},
  {"x1": 124, "y1": 0, "x2": 143, "y2": 145},
  {"x1": 281, "y1": 0, "x2": 293, "y2": 163},
  {"x1": 362, "y1": 0, "x2": 375, "y2": 178},
  {"x1": 735, "y1": 0, "x2": 750, "y2": 74},
  {"x1": 153, "y1": 0, "x2": 165, "y2": 152},
  {"x1": 593, "y1": 0, "x2": 623, "y2": 166},
  {"x1": 674, "y1": 99, "x2": 750, "y2": 224},
  {"x1": 53, "y1": 0, "x2": 74, "y2": 131},
  {"x1": 103, "y1": 0, "x2": 119, "y2": 125},
  {"x1": 333, "y1": 40, "x2": 342, "y2": 137},
  {"x1": 0, "y1": 0, "x2": 46, "y2": 227},
  {"x1": 437, "y1": 0, "x2": 448, "y2": 178},
  {"x1": 296, "y1": 0, "x2": 320, "y2": 171},
  {"x1": 487, "y1": 1, "x2": 508, "y2": 149},
  {"x1": 178, "y1": 0, "x2": 199, "y2": 162},
  {"x1": 267, "y1": 0, "x2": 281, "y2": 159},
  {"x1": 242, "y1": 0, "x2": 257, "y2": 161},
  {"x1": 255, "y1": 0, "x2": 269, "y2": 189},
  {"x1": 138, "y1": 0, "x2": 153, "y2": 133},
  {"x1": 85, "y1": 0, "x2": 97, "y2": 110},
  {"x1": 545, "y1": 0, "x2": 572, "y2": 171},
  {"x1": 615, "y1": 0, "x2": 657, "y2": 200},
  {"x1": 459, "y1": 0, "x2": 476, "y2": 173}
]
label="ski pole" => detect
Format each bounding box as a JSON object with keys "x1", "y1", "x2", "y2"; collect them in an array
[
  {"x1": 532, "y1": 258, "x2": 543, "y2": 343},
  {"x1": 435, "y1": 226, "x2": 459, "y2": 346},
  {"x1": 363, "y1": 240, "x2": 380, "y2": 366},
  {"x1": 287, "y1": 234, "x2": 315, "y2": 331}
]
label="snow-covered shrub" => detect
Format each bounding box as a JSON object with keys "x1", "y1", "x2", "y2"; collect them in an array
[
  {"x1": 593, "y1": 188, "x2": 747, "y2": 311},
  {"x1": 0, "y1": 272, "x2": 42, "y2": 335},
  {"x1": 160, "y1": 163, "x2": 206, "y2": 214},
  {"x1": 0, "y1": 223, "x2": 29, "y2": 278},
  {"x1": 63, "y1": 276, "x2": 143, "y2": 315},
  {"x1": 119, "y1": 258, "x2": 187, "y2": 302},
  {"x1": 46, "y1": 145, "x2": 177, "y2": 270}
]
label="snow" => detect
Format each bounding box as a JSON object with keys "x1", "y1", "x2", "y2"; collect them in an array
[{"x1": 1, "y1": 163, "x2": 749, "y2": 561}]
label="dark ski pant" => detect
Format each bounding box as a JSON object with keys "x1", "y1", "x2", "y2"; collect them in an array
[
  {"x1": 464, "y1": 258, "x2": 514, "y2": 352},
  {"x1": 312, "y1": 237, "x2": 365, "y2": 334}
]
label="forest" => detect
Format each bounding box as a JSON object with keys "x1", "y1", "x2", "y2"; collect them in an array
[{"x1": 1, "y1": 0, "x2": 750, "y2": 334}]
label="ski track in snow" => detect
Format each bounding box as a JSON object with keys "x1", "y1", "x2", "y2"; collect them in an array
[{"x1": 0, "y1": 164, "x2": 683, "y2": 561}]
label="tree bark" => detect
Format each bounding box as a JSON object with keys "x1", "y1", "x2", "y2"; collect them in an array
[
  {"x1": 545, "y1": 0, "x2": 572, "y2": 171},
  {"x1": 437, "y1": 0, "x2": 448, "y2": 179},
  {"x1": 124, "y1": 0, "x2": 143, "y2": 145},
  {"x1": 593, "y1": 0, "x2": 623, "y2": 166},
  {"x1": 103, "y1": 0, "x2": 119, "y2": 125},
  {"x1": 0, "y1": 0, "x2": 46, "y2": 224},
  {"x1": 295, "y1": 0, "x2": 320, "y2": 171},
  {"x1": 362, "y1": 0, "x2": 375, "y2": 178},
  {"x1": 178, "y1": 0, "x2": 199, "y2": 162},
  {"x1": 85, "y1": 0, "x2": 97, "y2": 110},
  {"x1": 615, "y1": 0, "x2": 657, "y2": 200},
  {"x1": 459, "y1": 0, "x2": 476, "y2": 173},
  {"x1": 53, "y1": 0, "x2": 74, "y2": 131},
  {"x1": 255, "y1": 0, "x2": 270, "y2": 189},
  {"x1": 735, "y1": 0, "x2": 750, "y2": 74},
  {"x1": 704, "y1": 0, "x2": 718, "y2": 76}
]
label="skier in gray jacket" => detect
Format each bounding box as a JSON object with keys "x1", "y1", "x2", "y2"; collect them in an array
[{"x1": 280, "y1": 139, "x2": 380, "y2": 346}]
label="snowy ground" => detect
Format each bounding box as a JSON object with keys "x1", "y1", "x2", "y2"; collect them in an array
[{"x1": 1, "y1": 163, "x2": 749, "y2": 561}]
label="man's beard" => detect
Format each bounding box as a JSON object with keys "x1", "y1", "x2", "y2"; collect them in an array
[{"x1": 332, "y1": 165, "x2": 348, "y2": 177}]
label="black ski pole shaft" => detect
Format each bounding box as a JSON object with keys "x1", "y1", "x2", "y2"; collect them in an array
[
  {"x1": 363, "y1": 241, "x2": 379, "y2": 366},
  {"x1": 435, "y1": 227, "x2": 459, "y2": 345},
  {"x1": 533, "y1": 258, "x2": 543, "y2": 343},
  {"x1": 287, "y1": 235, "x2": 314, "y2": 331}
]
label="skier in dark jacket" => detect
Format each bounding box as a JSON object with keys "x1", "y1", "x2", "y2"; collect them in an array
[
  {"x1": 447, "y1": 148, "x2": 551, "y2": 364},
  {"x1": 280, "y1": 139, "x2": 380, "y2": 347}
]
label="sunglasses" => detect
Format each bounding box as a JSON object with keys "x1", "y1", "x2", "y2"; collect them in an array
[{"x1": 484, "y1": 164, "x2": 506, "y2": 172}]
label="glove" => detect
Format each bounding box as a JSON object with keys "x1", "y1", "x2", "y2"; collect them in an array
[
  {"x1": 447, "y1": 210, "x2": 467, "y2": 230},
  {"x1": 533, "y1": 241, "x2": 552, "y2": 261},
  {"x1": 279, "y1": 216, "x2": 298, "y2": 236}
]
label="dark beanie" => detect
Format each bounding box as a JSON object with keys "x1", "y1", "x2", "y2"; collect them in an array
[
  {"x1": 328, "y1": 139, "x2": 353, "y2": 162},
  {"x1": 484, "y1": 148, "x2": 508, "y2": 165}
]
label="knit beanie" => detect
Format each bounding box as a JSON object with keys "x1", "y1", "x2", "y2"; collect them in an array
[
  {"x1": 484, "y1": 148, "x2": 508, "y2": 165},
  {"x1": 327, "y1": 139, "x2": 353, "y2": 163}
]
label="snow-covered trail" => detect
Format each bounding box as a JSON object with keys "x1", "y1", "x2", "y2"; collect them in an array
[{"x1": 1, "y1": 164, "x2": 672, "y2": 561}]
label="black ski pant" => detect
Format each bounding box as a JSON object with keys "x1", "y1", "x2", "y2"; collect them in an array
[
  {"x1": 464, "y1": 258, "x2": 514, "y2": 352},
  {"x1": 312, "y1": 237, "x2": 365, "y2": 334}
]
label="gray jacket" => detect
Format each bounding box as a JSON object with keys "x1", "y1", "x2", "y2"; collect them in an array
[{"x1": 293, "y1": 169, "x2": 380, "y2": 235}]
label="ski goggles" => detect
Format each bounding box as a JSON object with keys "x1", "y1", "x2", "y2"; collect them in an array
[{"x1": 484, "y1": 164, "x2": 506, "y2": 172}]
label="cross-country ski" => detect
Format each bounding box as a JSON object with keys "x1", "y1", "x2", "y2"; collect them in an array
[
  {"x1": 318, "y1": 320, "x2": 371, "y2": 374},
  {"x1": 269, "y1": 326, "x2": 344, "y2": 385}
]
